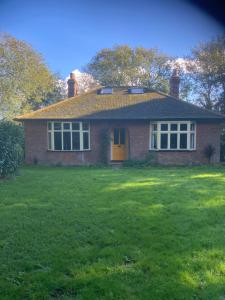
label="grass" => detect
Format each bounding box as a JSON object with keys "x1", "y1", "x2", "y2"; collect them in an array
[{"x1": 0, "y1": 165, "x2": 225, "y2": 300}]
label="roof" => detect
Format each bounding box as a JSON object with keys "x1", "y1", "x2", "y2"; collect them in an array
[{"x1": 15, "y1": 87, "x2": 225, "y2": 122}]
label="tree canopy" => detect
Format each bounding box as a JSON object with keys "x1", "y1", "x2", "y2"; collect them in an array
[
  {"x1": 86, "y1": 45, "x2": 171, "y2": 93},
  {"x1": 0, "y1": 34, "x2": 64, "y2": 120},
  {"x1": 190, "y1": 35, "x2": 225, "y2": 113}
]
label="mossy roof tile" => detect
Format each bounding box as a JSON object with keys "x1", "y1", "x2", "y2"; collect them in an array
[{"x1": 15, "y1": 87, "x2": 225, "y2": 121}]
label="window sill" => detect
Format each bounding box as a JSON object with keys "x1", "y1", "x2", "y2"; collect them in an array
[
  {"x1": 149, "y1": 149, "x2": 196, "y2": 152},
  {"x1": 47, "y1": 149, "x2": 91, "y2": 152}
]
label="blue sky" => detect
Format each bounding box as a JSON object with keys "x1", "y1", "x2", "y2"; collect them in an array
[{"x1": 0, "y1": 0, "x2": 223, "y2": 78}]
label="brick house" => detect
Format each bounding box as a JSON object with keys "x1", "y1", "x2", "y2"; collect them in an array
[{"x1": 15, "y1": 71, "x2": 225, "y2": 165}]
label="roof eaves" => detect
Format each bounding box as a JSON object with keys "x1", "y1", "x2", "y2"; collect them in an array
[
  {"x1": 14, "y1": 86, "x2": 102, "y2": 121},
  {"x1": 156, "y1": 89, "x2": 225, "y2": 119}
]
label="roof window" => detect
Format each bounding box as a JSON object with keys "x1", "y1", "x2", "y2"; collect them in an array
[
  {"x1": 99, "y1": 87, "x2": 113, "y2": 94},
  {"x1": 128, "y1": 88, "x2": 144, "y2": 94}
]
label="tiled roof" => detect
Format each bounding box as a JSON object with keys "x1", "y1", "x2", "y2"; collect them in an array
[{"x1": 15, "y1": 87, "x2": 225, "y2": 121}]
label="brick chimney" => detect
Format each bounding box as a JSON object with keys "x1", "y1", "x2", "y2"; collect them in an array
[
  {"x1": 67, "y1": 73, "x2": 78, "y2": 97},
  {"x1": 169, "y1": 69, "x2": 180, "y2": 98}
]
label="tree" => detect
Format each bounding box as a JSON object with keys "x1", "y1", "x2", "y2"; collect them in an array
[
  {"x1": 190, "y1": 35, "x2": 225, "y2": 113},
  {"x1": 43, "y1": 75, "x2": 67, "y2": 106},
  {"x1": 184, "y1": 35, "x2": 225, "y2": 161},
  {"x1": 86, "y1": 45, "x2": 171, "y2": 92},
  {"x1": 0, "y1": 33, "x2": 64, "y2": 120}
]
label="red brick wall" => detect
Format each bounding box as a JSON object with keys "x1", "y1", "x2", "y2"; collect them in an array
[
  {"x1": 24, "y1": 120, "x2": 110, "y2": 165},
  {"x1": 155, "y1": 123, "x2": 221, "y2": 165},
  {"x1": 24, "y1": 120, "x2": 222, "y2": 165}
]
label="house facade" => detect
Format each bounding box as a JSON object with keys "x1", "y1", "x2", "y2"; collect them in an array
[{"x1": 15, "y1": 71, "x2": 225, "y2": 165}]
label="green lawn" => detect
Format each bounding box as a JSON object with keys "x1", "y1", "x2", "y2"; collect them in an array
[{"x1": 0, "y1": 166, "x2": 225, "y2": 300}]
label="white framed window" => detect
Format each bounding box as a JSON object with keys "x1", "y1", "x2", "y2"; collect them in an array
[
  {"x1": 47, "y1": 121, "x2": 90, "y2": 151},
  {"x1": 150, "y1": 121, "x2": 196, "y2": 151}
]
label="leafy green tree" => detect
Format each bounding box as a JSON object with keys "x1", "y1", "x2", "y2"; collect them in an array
[
  {"x1": 190, "y1": 35, "x2": 225, "y2": 113},
  {"x1": 86, "y1": 45, "x2": 171, "y2": 92},
  {"x1": 187, "y1": 35, "x2": 225, "y2": 161},
  {"x1": 0, "y1": 33, "x2": 64, "y2": 120}
]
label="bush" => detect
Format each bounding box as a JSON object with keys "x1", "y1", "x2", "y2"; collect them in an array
[
  {"x1": 99, "y1": 129, "x2": 110, "y2": 165},
  {"x1": 203, "y1": 144, "x2": 216, "y2": 163},
  {"x1": 220, "y1": 126, "x2": 225, "y2": 161},
  {"x1": 0, "y1": 121, "x2": 24, "y2": 178},
  {"x1": 123, "y1": 153, "x2": 157, "y2": 167}
]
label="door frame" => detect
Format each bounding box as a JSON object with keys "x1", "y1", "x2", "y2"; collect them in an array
[{"x1": 110, "y1": 127, "x2": 129, "y2": 161}]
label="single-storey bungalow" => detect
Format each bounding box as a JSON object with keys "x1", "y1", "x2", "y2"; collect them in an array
[{"x1": 15, "y1": 71, "x2": 225, "y2": 165}]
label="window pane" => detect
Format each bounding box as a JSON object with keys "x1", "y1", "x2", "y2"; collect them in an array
[
  {"x1": 54, "y1": 123, "x2": 61, "y2": 130},
  {"x1": 63, "y1": 123, "x2": 70, "y2": 130},
  {"x1": 153, "y1": 124, "x2": 157, "y2": 131},
  {"x1": 161, "y1": 124, "x2": 168, "y2": 131},
  {"x1": 82, "y1": 122, "x2": 89, "y2": 131},
  {"x1": 48, "y1": 132, "x2": 52, "y2": 150},
  {"x1": 63, "y1": 132, "x2": 71, "y2": 150},
  {"x1": 48, "y1": 122, "x2": 52, "y2": 131},
  {"x1": 54, "y1": 132, "x2": 62, "y2": 150},
  {"x1": 191, "y1": 123, "x2": 195, "y2": 131},
  {"x1": 72, "y1": 132, "x2": 80, "y2": 150},
  {"x1": 171, "y1": 124, "x2": 178, "y2": 131},
  {"x1": 180, "y1": 124, "x2": 187, "y2": 131},
  {"x1": 160, "y1": 134, "x2": 168, "y2": 149},
  {"x1": 190, "y1": 133, "x2": 195, "y2": 149},
  {"x1": 170, "y1": 133, "x2": 177, "y2": 149},
  {"x1": 180, "y1": 133, "x2": 187, "y2": 149},
  {"x1": 114, "y1": 128, "x2": 119, "y2": 145},
  {"x1": 72, "y1": 123, "x2": 80, "y2": 130},
  {"x1": 151, "y1": 133, "x2": 157, "y2": 149},
  {"x1": 120, "y1": 128, "x2": 126, "y2": 145},
  {"x1": 83, "y1": 132, "x2": 89, "y2": 150}
]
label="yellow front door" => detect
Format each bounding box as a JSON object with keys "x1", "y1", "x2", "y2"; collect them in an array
[{"x1": 112, "y1": 128, "x2": 127, "y2": 161}]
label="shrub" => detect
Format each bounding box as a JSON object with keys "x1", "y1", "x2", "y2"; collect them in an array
[
  {"x1": 0, "y1": 121, "x2": 24, "y2": 178},
  {"x1": 123, "y1": 153, "x2": 157, "y2": 167},
  {"x1": 99, "y1": 129, "x2": 110, "y2": 165},
  {"x1": 203, "y1": 144, "x2": 216, "y2": 163},
  {"x1": 220, "y1": 126, "x2": 225, "y2": 161}
]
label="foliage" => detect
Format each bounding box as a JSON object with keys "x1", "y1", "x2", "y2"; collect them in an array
[
  {"x1": 0, "y1": 121, "x2": 24, "y2": 177},
  {"x1": 190, "y1": 34, "x2": 225, "y2": 113},
  {"x1": 174, "y1": 35, "x2": 225, "y2": 160},
  {"x1": 0, "y1": 166, "x2": 225, "y2": 299},
  {"x1": 188, "y1": 35, "x2": 225, "y2": 162},
  {"x1": 86, "y1": 45, "x2": 171, "y2": 92},
  {"x1": 99, "y1": 128, "x2": 110, "y2": 164},
  {"x1": 221, "y1": 126, "x2": 225, "y2": 161},
  {"x1": 203, "y1": 144, "x2": 216, "y2": 163},
  {"x1": 123, "y1": 153, "x2": 157, "y2": 167},
  {"x1": 0, "y1": 33, "x2": 64, "y2": 120},
  {"x1": 43, "y1": 75, "x2": 67, "y2": 106}
]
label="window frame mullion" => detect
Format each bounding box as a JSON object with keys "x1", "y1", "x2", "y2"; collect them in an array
[
  {"x1": 168, "y1": 132, "x2": 170, "y2": 150},
  {"x1": 187, "y1": 122, "x2": 190, "y2": 150},
  {"x1": 177, "y1": 132, "x2": 180, "y2": 150},
  {"x1": 61, "y1": 124, "x2": 64, "y2": 151},
  {"x1": 157, "y1": 128, "x2": 160, "y2": 150},
  {"x1": 80, "y1": 122, "x2": 83, "y2": 151}
]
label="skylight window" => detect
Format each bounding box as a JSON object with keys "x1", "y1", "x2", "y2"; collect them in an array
[
  {"x1": 129, "y1": 88, "x2": 144, "y2": 94},
  {"x1": 99, "y1": 88, "x2": 113, "y2": 94}
]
